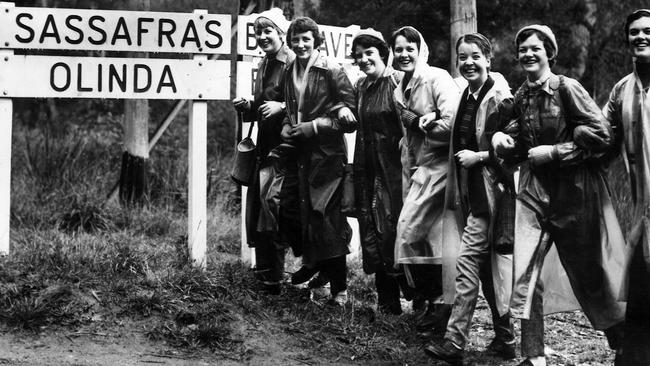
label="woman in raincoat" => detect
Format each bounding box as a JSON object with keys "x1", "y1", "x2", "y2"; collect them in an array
[
  {"x1": 424, "y1": 33, "x2": 515, "y2": 364},
  {"x1": 390, "y1": 26, "x2": 461, "y2": 336},
  {"x1": 232, "y1": 9, "x2": 295, "y2": 294},
  {"x1": 280, "y1": 17, "x2": 357, "y2": 305},
  {"x1": 351, "y1": 29, "x2": 405, "y2": 315},
  {"x1": 492, "y1": 25, "x2": 626, "y2": 366},
  {"x1": 602, "y1": 9, "x2": 650, "y2": 365}
]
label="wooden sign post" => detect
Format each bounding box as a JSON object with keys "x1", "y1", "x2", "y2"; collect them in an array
[{"x1": 0, "y1": 3, "x2": 232, "y2": 266}]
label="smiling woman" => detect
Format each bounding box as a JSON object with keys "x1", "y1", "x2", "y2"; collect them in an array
[
  {"x1": 281, "y1": 17, "x2": 357, "y2": 306},
  {"x1": 350, "y1": 29, "x2": 405, "y2": 315},
  {"x1": 389, "y1": 26, "x2": 461, "y2": 339}
]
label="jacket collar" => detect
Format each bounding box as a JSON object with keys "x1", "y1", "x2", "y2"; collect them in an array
[
  {"x1": 521, "y1": 72, "x2": 559, "y2": 96},
  {"x1": 273, "y1": 43, "x2": 293, "y2": 64},
  {"x1": 309, "y1": 50, "x2": 330, "y2": 70}
]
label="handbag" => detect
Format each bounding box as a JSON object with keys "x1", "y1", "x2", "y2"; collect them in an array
[{"x1": 231, "y1": 113, "x2": 257, "y2": 186}]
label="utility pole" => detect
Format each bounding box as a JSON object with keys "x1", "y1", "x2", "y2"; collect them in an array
[
  {"x1": 120, "y1": 0, "x2": 151, "y2": 206},
  {"x1": 449, "y1": 0, "x2": 476, "y2": 77}
]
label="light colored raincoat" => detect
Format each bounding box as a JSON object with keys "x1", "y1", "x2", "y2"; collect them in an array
[
  {"x1": 392, "y1": 27, "x2": 461, "y2": 303},
  {"x1": 503, "y1": 73, "x2": 626, "y2": 329}
]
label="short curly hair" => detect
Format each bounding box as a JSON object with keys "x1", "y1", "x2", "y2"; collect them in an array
[
  {"x1": 286, "y1": 17, "x2": 324, "y2": 48},
  {"x1": 351, "y1": 35, "x2": 390, "y2": 65},
  {"x1": 515, "y1": 29, "x2": 557, "y2": 67}
]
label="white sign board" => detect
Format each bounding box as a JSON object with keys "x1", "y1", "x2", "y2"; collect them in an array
[
  {"x1": 0, "y1": 5, "x2": 231, "y2": 54},
  {"x1": 0, "y1": 55, "x2": 229, "y2": 100},
  {"x1": 236, "y1": 59, "x2": 261, "y2": 99},
  {"x1": 236, "y1": 14, "x2": 359, "y2": 63}
]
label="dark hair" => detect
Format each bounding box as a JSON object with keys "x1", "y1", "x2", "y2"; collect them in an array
[
  {"x1": 456, "y1": 33, "x2": 492, "y2": 59},
  {"x1": 254, "y1": 17, "x2": 283, "y2": 35},
  {"x1": 351, "y1": 35, "x2": 390, "y2": 65},
  {"x1": 286, "y1": 17, "x2": 324, "y2": 48},
  {"x1": 515, "y1": 29, "x2": 557, "y2": 67},
  {"x1": 389, "y1": 27, "x2": 421, "y2": 51},
  {"x1": 625, "y1": 9, "x2": 650, "y2": 42}
]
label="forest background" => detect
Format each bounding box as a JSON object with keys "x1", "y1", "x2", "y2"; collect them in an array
[{"x1": 0, "y1": 0, "x2": 645, "y2": 365}]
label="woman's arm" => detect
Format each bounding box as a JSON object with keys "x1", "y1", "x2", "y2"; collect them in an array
[{"x1": 555, "y1": 77, "x2": 613, "y2": 166}]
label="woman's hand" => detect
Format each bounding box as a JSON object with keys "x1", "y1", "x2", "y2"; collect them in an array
[
  {"x1": 527, "y1": 145, "x2": 557, "y2": 165},
  {"x1": 455, "y1": 150, "x2": 484, "y2": 168},
  {"x1": 281, "y1": 124, "x2": 294, "y2": 142},
  {"x1": 492, "y1": 132, "x2": 515, "y2": 154},
  {"x1": 337, "y1": 107, "x2": 357, "y2": 126},
  {"x1": 258, "y1": 101, "x2": 284, "y2": 120},
  {"x1": 418, "y1": 111, "x2": 438, "y2": 132},
  {"x1": 290, "y1": 122, "x2": 316, "y2": 140},
  {"x1": 232, "y1": 97, "x2": 250, "y2": 112}
]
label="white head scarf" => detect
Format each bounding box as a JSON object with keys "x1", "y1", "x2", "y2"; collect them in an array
[{"x1": 392, "y1": 26, "x2": 430, "y2": 75}]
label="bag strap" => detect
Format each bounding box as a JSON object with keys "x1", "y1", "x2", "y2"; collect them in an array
[{"x1": 557, "y1": 75, "x2": 571, "y2": 121}]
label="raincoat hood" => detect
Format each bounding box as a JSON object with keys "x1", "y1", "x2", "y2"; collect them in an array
[{"x1": 392, "y1": 26, "x2": 430, "y2": 78}]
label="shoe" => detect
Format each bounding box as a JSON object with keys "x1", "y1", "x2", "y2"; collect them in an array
[
  {"x1": 416, "y1": 303, "x2": 451, "y2": 333},
  {"x1": 291, "y1": 266, "x2": 318, "y2": 285},
  {"x1": 486, "y1": 338, "x2": 516, "y2": 360},
  {"x1": 307, "y1": 273, "x2": 329, "y2": 289},
  {"x1": 516, "y1": 360, "x2": 534, "y2": 366},
  {"x1": 424, "y1": 339, "x2": 463, "y2": 365},
  {"x1": 328, "y1": 290, "x2": 348, "y2": 306},
  {"x1": 310, "y1": 286, "x2": 329, "y2": 302}
]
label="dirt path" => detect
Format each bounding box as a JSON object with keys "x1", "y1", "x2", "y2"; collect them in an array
[{"x1": 0, "y1": 319, "x2": 337, "y2": 366}]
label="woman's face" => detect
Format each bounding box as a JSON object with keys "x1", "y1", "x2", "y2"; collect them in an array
[
  {"x1": 290, "y1": 30, "x2": 316, "y2": 60},
  {"x1": 354, "y1": 45, "x2": 386, "y2": 79},
  {"x1": 457, "y1": 41, "x2": 490, "y2": 87},
  {"x1": 255, "y1": 25, "x2": 283, "y2": 54},
  {"x1": 628, "y1": 16, "x2": 650, "y2": 62},
  {"x1": 517, "y1": 33, "x2": 550, "y2": 79},
  {"x1": 393, "y1": 35, "x2": 419, "y2": 74}
]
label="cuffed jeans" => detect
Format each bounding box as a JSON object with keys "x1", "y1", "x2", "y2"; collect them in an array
[{"x1": 445, "y1": 213, "x2": 515, "y2": 348}]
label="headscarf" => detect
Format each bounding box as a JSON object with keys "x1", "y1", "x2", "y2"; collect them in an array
[{"x1": 392, "y1": 26, "x2": 429, "y2": 76}]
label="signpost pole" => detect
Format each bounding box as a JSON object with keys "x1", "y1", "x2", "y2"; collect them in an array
[
  {"x1": 0, "y1": 2, "x2": 14, "y2": 256},
  {"x1": 188, "y1": 9, "x2": 209, "y2": 268}
]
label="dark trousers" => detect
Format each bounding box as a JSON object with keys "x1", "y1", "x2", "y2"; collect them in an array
[
  {"x1": 409, "y1": 264, "x2": 444, "y2": 301},
  {"x1": 254, "y1": 235, "x2": 286, "y2": 283},
  {"x1": 375, "y1": 270, "x2": 402, "y2": 313},
  {"x1": 620, "y1": 242, "x2": 650, "y2": 365},
  {"x1": 318, "y1": 255, "x2": 347, "y2": 296}
]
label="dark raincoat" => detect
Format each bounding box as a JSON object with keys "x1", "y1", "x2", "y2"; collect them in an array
[
  {"x1": 500, "y1": 73, "x2": 626, "y2": 329},
  {"x1": 282, "y1": 51, "x2": 356, "y2": 266},
  {"x1": 352, "y1": 68, "x2": 403, "y2": 274},
  {"x1": 243, "y1": 44, "x2": 294, "y2": 246}
]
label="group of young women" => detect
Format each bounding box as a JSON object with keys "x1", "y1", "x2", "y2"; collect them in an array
[{"x1": 233, "y1": 7, "x2": 650, "y2": 366}]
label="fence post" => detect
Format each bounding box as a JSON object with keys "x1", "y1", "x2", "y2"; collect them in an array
[
  {"x1": 188, "y1": 9, "x2": 209, "y2": 268},
  {"x1": 0, "y1": 2, "x2": 15, "y2": 256}
]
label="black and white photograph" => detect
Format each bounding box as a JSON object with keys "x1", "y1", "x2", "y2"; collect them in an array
[{"x1": 0, "y1": 0, "x2": 648, "y2": 365}]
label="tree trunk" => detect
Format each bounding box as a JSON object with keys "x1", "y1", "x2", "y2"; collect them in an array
[
  {"x1": 119, "y1": 0, "x2": 151, "y2": 206},
  {"x1": 449, "y1": 0, "x2": 476, "y2": 77}
]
